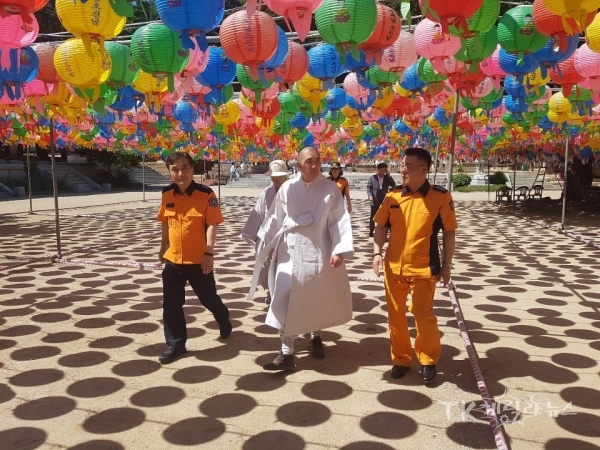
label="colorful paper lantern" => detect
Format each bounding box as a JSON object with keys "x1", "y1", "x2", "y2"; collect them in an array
[
  {"x1": 54, "y1": 38, "x2": 111, "y2": 93},
  {"x1": 308, "y1": 44, "x2": 345, "y2": 90},
  {"x1": 315, "y1": 0, "x2": 378, "y2": 61},
  {"x1": 380, "y1": 31, "x2": 417, "y2": 77},
  {"x1": 449, "y1": 0, "x2": 499, "y2": 38},
  {"x1": 358, "y1": 3, "x2": 401, "y2": 65},
  {"x1": 549, "y1": 55, "x2": 585, "y2": 97},
  {"x1": 541, "y1": 0, "x2": 600, "y2": 32},
  {"x1": 418, "y1": 0, "x2": 484, "y2": 37},
  {"x1": 219, "y1": 10, "x2": 278, "y2": 80},
  {"x1": 575, "y1": 44, "x2": 600, "y2": 92},
  {"x1": 533, "y1": 0, "x2": 596, "y2": 52},
  {"x1": 104, "y1": 41, "x2": 139, "y2": 91},
  {"x1": 131, "y1": 24, "x2": 189, "y2": 92},
  {"x1": 0, "y1": 46, "x2": 38, "y2": 100},
  {"x1": 0, "y1": 13, "x2": 38, "y2": 48},
  {"x1": 155, "y1": 0, "x2": 224, "y2": 51},
  {"x1": 0, "y1": 0, "x2": 48, "y2": 23},
  {"x1": 195, "y1": 47, "x2": 236, "y2": 103},
  {"x1": 497, "y1": 5, "x2": 549, "y2": 60},
  {"x1": 264, "y1": 0, "x2": 323, "y2": 42},
  {"x1": 414, "y1": 19, "x2": 462, "y2": 72},
  {"x1": 272, "y1": 41, "x2": 308, "y2": 90}
]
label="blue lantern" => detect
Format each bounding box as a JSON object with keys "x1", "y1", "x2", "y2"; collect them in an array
[
  {"x1": 504, "y1": 95, "x2": 528, "y2": 114},
  {"x1": 173, "y1": 98, "x2": 200, "y2": 124},
  {"x1": 325, "y1": 87, "x2": 347, "y2": 119},
  {"x1": 0, "y1": 47, "x2": 39, "y2": 100},
  {"x1": 290, "y1": 112, "x2": 310, "y2": 129},
  {"x1": 499, "y1": 49, "x2": 539, "y2": 84},
  {"x1": 196, "y1": 47, "x2": 236, "y2": 102},
  {"x1": 155, "y1": 0, "x2": 225, "y2": 51},
  {"x1": 399, "y1": 61, "x2": 427, "y2": 92},
  {"x1": 308, "y1": 44, "x2": 345, "y2": 90},
  {"x1": 344, "y1": 50, "x2": 375, "y2": 78},
  {"x1": 531, "y1": 35, "x2": 578, "y2": 78},
  {"x1": 346, "y1": 90, "x2": 377, "y2": 111},
  {"x1": 260, "y1": 25, "x2": 289, "y2": 74}
]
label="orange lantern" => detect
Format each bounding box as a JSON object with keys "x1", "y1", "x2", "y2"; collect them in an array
[{"x1": 359, "y1": 3, "x2": 401, "y2": 65}]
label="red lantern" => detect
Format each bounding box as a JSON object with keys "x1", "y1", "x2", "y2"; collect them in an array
[
  {"x1": 256, "y1": 97, "x2": 281, "y2": 128},
  {"x1": 550, "y1": 55, "x2": 585, "y2": 97},
  {"x1": 272, "y1": 41, "x2": 308, "y2": 90},
  {"x1": 0, "y1": 0, "x2": 48, "y2": 23},
  {"x1": 219, "y1": 11, "x2": 278, "y2": 81},
  {"x1": 32, "y1": 43, "x2": 61, "y2": 87},
  {"x1": 533, "y1": 0, "x2": 596, "y2": 53},
  {"x1": 418, "y1": 0, "x2": 483, "y2": 36},
  {"x1": 359, "y1": 4, "x2": 401, "y2": 65}
]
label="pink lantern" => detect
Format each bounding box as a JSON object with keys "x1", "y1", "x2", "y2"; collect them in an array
[
  {"x1": 468, "y1": 77, "x2": 494, "y2": 101},
  {"x1": 480, "y1": 45, "x2": 506, "y2": 93},
  {"x1": 343, "y1": 72, "x2": 370, "y2": 99},
  {"x1": 245, "y1": 0, "x2": 263, "y2": 17},
  {"x1": 574, "y1": 44, "x2": 600, "y2": 92},
  {"x1": 380, "y1": 32, "x2": 417, "y2": 76},
  {"x1": 306, "y1": 117, "x2": 328, "y2": 134},
  {"x1": 0, "y1": 13, "x2": 38, "y2": 46},
  {"x1": 183, "y1": 45, "x2": 209, "y2": 78},
  {"x1": 432, "y1": 55, "x2": 465, "y2": 77},
  {"x1": 264, "y1": 0, "x2": 322, "y2": 42},
  {"x1": 23, "y1": 79, "x2": 49, "y2": 110},
  {"x1": 414, "y1": 19, "x2": 461, "y2": 69},
  {"x1": 363, "y1": 108, "x2": 382, "y2": 123},
  {"x1": 533, "y1": 85, "x2": 552, "y2": 105}
]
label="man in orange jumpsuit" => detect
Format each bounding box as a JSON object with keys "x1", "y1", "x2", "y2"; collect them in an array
[{"x1": 372, "y1": 147, "x2": 457, "y2": 383}]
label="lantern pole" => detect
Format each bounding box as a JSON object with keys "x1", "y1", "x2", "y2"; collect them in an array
[
  {"x1": 49, "y1": 118, "x2": 62, "y2": 258},
  {"x1": 446, "y1": 91, "x2": 460, "y2": 192},
  {"x1": 487, "y1": 156, "x2": 491, "y2": 202},
  {"x1": 561, "y1": 135, "x2": 569, "y2": 230},
  {"x1": 217, "y1": 144, "x2": 221, "y2": 204},
  {"x1": 142, "y1": 151, "x2": 146, "y2": 202},
  {"x1": 432, "y1": 140, "x2": 440, "y2": 186},
  {"x1": 26, "y1": 145, "x2": 33, "y2": 214},
  {"x1": 512, "y1": 147, "x2": 517, "y2": 213}
]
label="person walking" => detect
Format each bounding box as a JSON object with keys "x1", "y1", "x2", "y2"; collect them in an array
[
  {"x1": 372, "y1": 147, "x2": 457, "y2": 383},
  {"x1": 327, "y1": 162, "x2": 352, "y2": 213},
  {"x1": 157, "y1": 152, "x2": 232, "y2": 364},
  {"x1": 240, "y1": 160, "x2": 289, "y2": 304},
  {"x1": 248, "y1": 146, "x2": 354, "y2": 371},
  {"x1": 366, "y1": 162, "x2": 396, "y2": 237}
]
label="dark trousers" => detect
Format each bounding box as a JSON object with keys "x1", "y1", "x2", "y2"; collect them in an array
[
  {"x1": 369, "y1": 203, "x2": 381, "y2": 236},
  {"x1": 162, "y1": 261, "x2": 229, "y2": 348}
]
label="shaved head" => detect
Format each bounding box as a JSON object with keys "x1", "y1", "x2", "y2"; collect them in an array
[
  {"x1": 298, "y1": 146, "x2": 318, "y2": 164},
  {"x1": 297, "y1": 146, "x2": 321, "y2": 183}
]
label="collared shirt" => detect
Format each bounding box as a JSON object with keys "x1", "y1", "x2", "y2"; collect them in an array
[
  {"x1": 378, "y1": 175, "x2": 384, "y2": 189},
  {"x1": 327, "y1": 175, "x2": 349, "y2": 198},
  {"x1": 157, "y1": 181, "x2": 224, "y2": 264},
  {"x1": 374, "y1": 181, "x2": 458, "y2": 277}
]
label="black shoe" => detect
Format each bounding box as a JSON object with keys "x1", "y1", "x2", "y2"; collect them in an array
[
  {"x1": 369, "y1": 233, "x2": 374, "y2": 237},
  {"x1": 159, "y1": 346, "x2": 186, "y2": 364},
  {"x1": 310, "y1": 337, "x2": 325, "y2": 359},
  {"x1": 219, "y1": 319, "x2": 232, "y2": 339},
  {"x1": 265, "y1": 292, "x2": 271, "y2": 305},
  {"x1": 263, "y1": 352, "x2": 296, "y2": 371},
  {"x1": 391, "y1": 365, "x2": 410, "y2": 379},
  {"x1": 421, "y1": 364, "x2": 437, "y2": 383}
]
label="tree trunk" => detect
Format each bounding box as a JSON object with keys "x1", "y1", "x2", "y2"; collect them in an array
[{"x1": 566, "y1": 156, "x2": 593, "y2": 201}]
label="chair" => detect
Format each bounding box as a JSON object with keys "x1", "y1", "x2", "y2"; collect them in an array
[
  {"x1": 515, "y1": 186, "x2": 529, "y2": 201},
  {"x1": 495, "y1": 186, "x2": 511, "y2": 204},
  {"x1": 529, "y1": 184, "x2": 544, "y2": 200}
]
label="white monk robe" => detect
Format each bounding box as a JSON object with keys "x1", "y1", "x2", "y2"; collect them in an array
[
  {"x1": 240, "y1": 184, "x2": 278, "y2": 289},
  {"x1": 248, "y1": 174, "x2": 354, "y2": 336}
]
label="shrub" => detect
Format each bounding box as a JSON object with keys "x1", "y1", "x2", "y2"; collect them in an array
[
  {"x1": 489, "y1": 171, "x2": 507, "y2": 185},
  {"x1": 456, "y1": 164, "x2": 464, "y2": 173},
  {"x1": 453, "y1": 173, "x2": 472, "y2": 188}
]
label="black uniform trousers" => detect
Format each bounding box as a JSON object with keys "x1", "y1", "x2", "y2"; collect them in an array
[
  {"x1": 369, "y1": 202, "x2": 383, "y2": 236},
  {"x1": 162, "y1": 261, "x2": 229, "y2": 349}
]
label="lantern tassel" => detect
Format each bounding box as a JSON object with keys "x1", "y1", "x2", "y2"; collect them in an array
[
  {"x1": 181, "y1": 31, "x2": 196, "y2": 51},
  {"x1": 194, "y1": 34, "x2": 209, "y2": 53},
  {"x1": 168, "y1": 74, "x2": 175, "y2": 93}
]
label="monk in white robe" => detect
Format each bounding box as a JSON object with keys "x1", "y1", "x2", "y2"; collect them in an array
[
  {"x1": 240, "y1": 160, "x2": 288, "y2": 301},
  {"x1": 248, "y1": 146, "x2": 354, "y2": 371}
]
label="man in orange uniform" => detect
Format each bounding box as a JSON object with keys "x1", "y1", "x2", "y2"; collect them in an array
[
  {"x1": 372, "y1": 147, "x2": 457, "y2": 383},
  {"x1": 157, "y1": 152, "x2": 232, "y2": 364}
]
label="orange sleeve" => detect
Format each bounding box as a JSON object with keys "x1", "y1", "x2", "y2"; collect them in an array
[
  {"x1": 205, "y1": 192, "x2": 224, "y2": 226},
  {"x1": 157, "y1": 202, "x2": 167, "y2": 223},
  {"x1": 373, "y1": 195, "x2": 390, "y2": 226},
  {"x1": 440, "y1": 193, "x2": 458, "y2": 231}
]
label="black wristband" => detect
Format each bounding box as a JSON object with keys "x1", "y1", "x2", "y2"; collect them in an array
[
  {"x1": 204, "y1": 252, "x2": 214, "y2": 257},
  {"x1": 373, "y1": 252, "x2": 383, "y2": 258}
]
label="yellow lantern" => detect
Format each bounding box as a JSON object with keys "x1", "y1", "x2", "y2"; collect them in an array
[
  {"x1": 296, "y1": 74, "x2": 328, "y2": 113},
  {"x1": 586, "y1": 14, "x2": 600, "y2": 54},
  {"x1": 373, "y1": 88, "x2": 394, "y2": 109},
  {"x1": 393, "y1": 83, "x2": 412, "y2": 98},
  {"x1": 56, "y1": 0, "x2": 126, "y2": 52},
  {"x1": 526, "y1": 68, "x2": 550, "y2": 87},
  {"x1": 214, "y1": 101, "x2": 241, "y2": 135},
  {"x1": 548, "y1": 92, "x2": 572, "y2": 115},
  {"x1": 132, "y1": 70, "x2": 168, "y2": 111},
  {"x1": 54, "y1": 38, "x2": 111, "y2": 93},
  {"x1": 547, "y1": 110, "x2": 567, "y2": 124}
]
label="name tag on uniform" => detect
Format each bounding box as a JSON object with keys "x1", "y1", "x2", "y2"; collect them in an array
[
  {"x1": 166, "y1": 203, "x2": 175, "y2": 208},
  {"x1": 390, "y1": 204, "x2": 400, "y2": 209}
]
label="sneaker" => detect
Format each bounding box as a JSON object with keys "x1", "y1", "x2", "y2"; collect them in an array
[
  {"x1": 421, "y1": 364, "x2": 437, "y2": 383},
  {"x1": 159, "y1": 346, "x2": 186, "y2": 364},
  {"x1": 265, "y1": 292, "x2": 272, "y2": 305},
  {"x1": 310, "y1": 336, "x2": 325, "y2": 359},
  {"x1": 391, "y1": 365, "x2": 410, "y2": 379},
  {"x1": 263, "y1": 352, "x2": 296, "y2": 371},
  {"x1": 219, "y1": 319, "x2": 232, "y2": 339}
]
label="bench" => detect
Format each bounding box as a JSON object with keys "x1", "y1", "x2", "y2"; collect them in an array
[
  {"x1": 495, "y1": 186, "x2": 511, "y2": 204},
  {"x1": 515, "y1": 186, "x2": 529, "y2": 201},
  {"x1": 528, "y1": 184, "x2": 544, "y2": 200}
]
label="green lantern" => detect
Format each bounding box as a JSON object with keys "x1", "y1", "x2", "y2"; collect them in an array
[
  {"x1": 325, "y1": 110, "x2": 346, "y2": 127},
  {"x1": 273, "y1": 121, "x2": 292, "y2": 136},
  {"x1": 73, "y1": 84, "x2": 118, "y2": 112},
  {"x1": 417, "y1": 58, "x2": 447, "y2": 84},
  {"x1": 236, "y1": 64, "x2": 272, "y2": 103},
  {"x1": 130, "y1": 24, "x2": 189, "y2": 92},
  {"x1": 450, "y1": 0, "x2": 499, "y2": 37},
  {"x1": 278, "y1": 91, "x2": 299, "y2": 116},
  {"x1": 105, "y1": 42, "x2": 140, "y2": 90},
  {"x1": 315, "y1": 0, "x2": 377, "y2": 62},
  {"x1": 454, "y1": 25, "x2": 498, "y2": 68},
  {"x1": 497, "y1": 5, "x2": 549, "y2": 61},
  {"x1": 365, "y1": 66, "x2": 400, "y2": 88}
]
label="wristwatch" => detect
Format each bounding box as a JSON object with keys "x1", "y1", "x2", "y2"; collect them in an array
[
  {"x1": 442, "y1": 261, "x2": 453, "y2": 268},
  {"x1": 373, "y1": 252, "x2": 383, "y2": 259}
]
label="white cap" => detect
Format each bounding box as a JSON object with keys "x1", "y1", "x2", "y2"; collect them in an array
[{"x1": 266, "y1": 160, "x2": 288, "y2": 177}]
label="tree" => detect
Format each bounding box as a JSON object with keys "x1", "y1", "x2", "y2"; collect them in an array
[{"x1": 77, "y1": 148, "x2": 141, "y2": 179}]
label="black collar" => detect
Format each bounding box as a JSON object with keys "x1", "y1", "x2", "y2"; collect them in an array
[
  {"x1": 402, "y1": 180, "x2": 430, "y2": 197},
  {"x1": 174, "y1": 181, "x2": 196, "y2": 196}
]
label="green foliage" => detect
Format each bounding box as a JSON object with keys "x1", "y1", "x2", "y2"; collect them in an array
[
  {"x1": 456, "y1": 184, "x2": 506, "y2": 193},
  {"x1": 112, "y1": 168, "x2": 135, "y2": 189},
  {"x1": 452, "y1": 173, "x2": 472, "y2": 188},
  {"x1": 456, "y1": 164, "x2": 464, "y2": 173},
  {"x1": 489, "y1": 171, "x2": 508, "y2": 185},
  {"x1": 77, "y1": 148, "x2": 141, "y2": 177}
]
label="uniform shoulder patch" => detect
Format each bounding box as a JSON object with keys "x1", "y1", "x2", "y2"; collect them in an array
[
  {"x1": 433, "y1": 185, "x2": 448, "y2": 193},
  {"x1": 192, "y1": 183, "x2": 214, "y2": 194},
  {"x1": 208, "y1": 197, "x2": 219, "y2": 207},
  {"x1": 162, "y1": 184, "x2": 176, "y2": 193}
]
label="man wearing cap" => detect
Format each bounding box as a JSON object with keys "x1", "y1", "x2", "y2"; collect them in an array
[
  {"x1": 247, "y1": 146, "x2": 354, "y2": 371},
  {"x1": 366, "y1": 162, "x2": 397, "y2": 237},
  {"x1": 327, "y1": 162, "x2": 352, "y2": 213},
  {"x1": 241, "y1": 160, "x2": 288, "y2": 303}
]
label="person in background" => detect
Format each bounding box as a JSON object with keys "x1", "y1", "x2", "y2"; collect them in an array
[
  {"x1": 241, "y1": 160, "x2": 289, "y2": 304},
  {"x1": 248, "y1": 146, "x2": 354, "y2": 371},
  {"x1": 157, "y1": 152, "x2": 232, "y2": 365},
  {"x1": 230, "y1": 163, "x2": 238, "y2": 182},
  {"x1": 372, "y1": 147, "x2": 457, "y2": 383},
  {"x1": 327, "y1": 162, "x2": 352, "y2": 213},
  {"x1": 366, "y1": 162, "x2": 396, "y2": 237}
]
